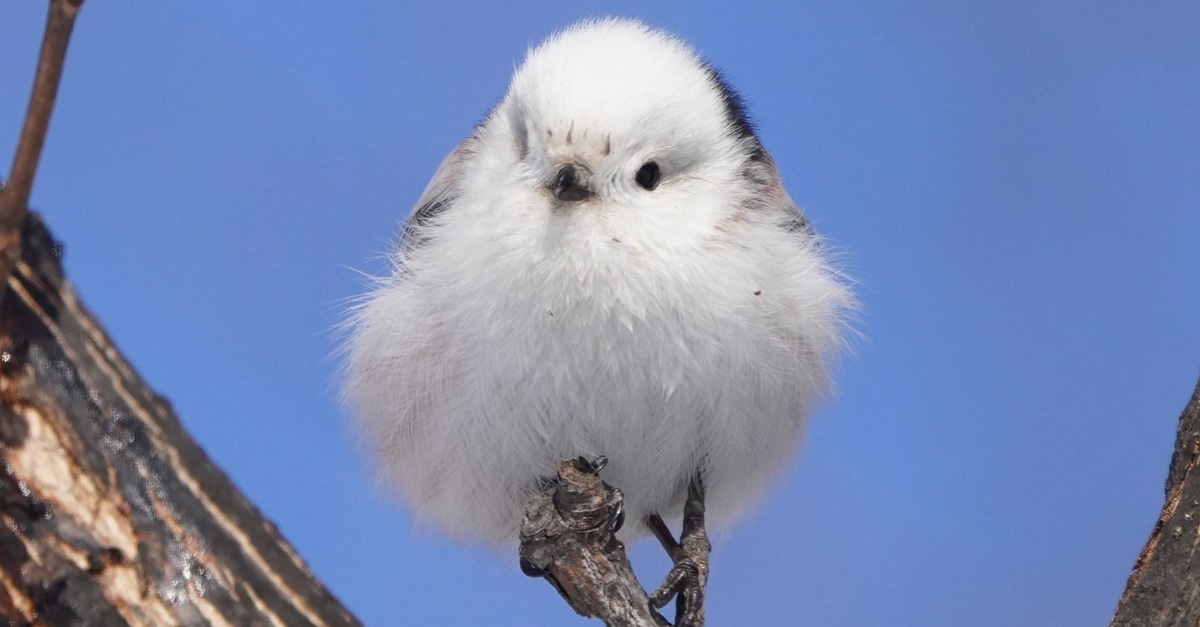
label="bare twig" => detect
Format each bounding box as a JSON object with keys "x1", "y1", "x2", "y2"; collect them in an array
[
  {"x1": 0, "y1": 0, "x2": 84, "y2": 301},
  {"x1": 519, "y1": 458, "x2": 669, "y2": 627}
]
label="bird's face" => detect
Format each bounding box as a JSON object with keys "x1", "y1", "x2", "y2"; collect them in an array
[{"x1": 464, "y1": 20, "x2": 762, "y2": 254}]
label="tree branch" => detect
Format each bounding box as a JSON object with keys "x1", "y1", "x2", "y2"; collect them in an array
[
  {"x1": 1111, "y1": 377, "x2": 1200, "y2": 625},
  {"x1": 0, "y1": 4, "x2": 362, "y2": 622},
  {"x1": 0, "y1": 214, "x2": 360, "y2": 624},
  {"x1": 519, "y1": 457, "x2": 670, "y2": 627},
  {"x1": 0, "y1": 0, "x2": 83, "y2": 304}
]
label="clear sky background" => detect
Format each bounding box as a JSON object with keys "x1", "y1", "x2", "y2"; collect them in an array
[{"x1": 3, "y1": 2, "x2": 1199, "y2": 625}]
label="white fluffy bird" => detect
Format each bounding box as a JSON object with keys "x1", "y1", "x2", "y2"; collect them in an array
[{"x1": 345, "y1": 18, "x2": 853, "y2": 548}]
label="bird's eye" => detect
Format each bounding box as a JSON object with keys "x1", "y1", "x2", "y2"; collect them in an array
[{"x1": 635, "y1": 161, "x2": 661, "y2": 191}]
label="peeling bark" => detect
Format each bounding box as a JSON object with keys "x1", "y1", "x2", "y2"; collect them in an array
[
  {"x1": 1111, "y1": 378, "x2": 1200, "y2": 626},
  {"x1": 0, "y1": 214, "x2": 360, "y2": 626}
]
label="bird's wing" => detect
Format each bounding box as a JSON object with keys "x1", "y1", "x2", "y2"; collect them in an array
[
  {"x1": 397, "y1": 138, "x2": 473, "y2": 252},
  {"x1": 748, "y1": 146, "x2": 814, "y2": 238}
]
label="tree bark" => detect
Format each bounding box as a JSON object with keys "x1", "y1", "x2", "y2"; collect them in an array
[
  {"x1": 1111, "y1": 378, "x2": 1200, "y2": 626},
  {"x1": 0, "y1": 213, "x2": 360, "y2": 626},
  {"x1": 519, "y1": 457, "x2": 668, "y2": 627}
]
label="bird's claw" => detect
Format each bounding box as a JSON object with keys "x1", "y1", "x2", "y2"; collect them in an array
[
  {"x1": 646, "y1": 476, "x2": 710, "y2": 626},
  {"x1": 649, "y1": 557, "x2": 700, "y2": 605},
  {"x1": 609, "y1": 497, "x2": 626, "y2": 533},
  {"x1": 649, "y1": 543, "x2": 708, "y2": 626},
  {"x1": 583, "y1": 455, "x2": 609, "y2": 474},
  {"x1": 519, "y1": 556, "x2": 546, "y2": 578}
]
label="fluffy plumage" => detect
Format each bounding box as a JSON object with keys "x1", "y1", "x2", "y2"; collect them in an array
[{"x1": 345, "y1": 18, "x2": 854, "y2": 545}]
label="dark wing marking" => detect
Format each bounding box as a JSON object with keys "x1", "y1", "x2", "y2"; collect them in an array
[
  {"x1": 397, "y1": 139, "x2": 474, "y2": 253},
  {"x1": 783, "y1": 199, "x2": 813, "y2": 237},
  {"x1": 701, "y1": 62, "x2": 814, "y2": 235},
  {"x1": 743, "y1": 146, "x2": 814, "y2": 238}
]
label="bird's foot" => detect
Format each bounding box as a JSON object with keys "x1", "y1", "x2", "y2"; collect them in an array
[
  {"x1": 646, "y1": 478, "x2": 710, "y2": 627},
  {"x1": 648, "y1": 549, "x2": 708, "y2": 627}
]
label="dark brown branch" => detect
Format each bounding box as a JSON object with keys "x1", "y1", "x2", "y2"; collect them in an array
[
  {"x1": 1111, "y1": 377, "x2": 1200, "y2": 625},
  {"x1": 0, "y1": 0, "x2": 82, "y2": 302},
  {"x1": 519, "y1": 458, "x2": 669, "y2": 627}
]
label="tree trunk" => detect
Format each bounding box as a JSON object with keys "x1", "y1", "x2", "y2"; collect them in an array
[
  {"x1": 1112, "y1": 378, "x2": 1200, "y2": 626},
  {"x1": 0, "y1": 213, "x2": 360, "y2": 626}
]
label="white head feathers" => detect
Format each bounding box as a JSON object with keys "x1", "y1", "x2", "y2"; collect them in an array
[{"x1": 501, "y1": 19, "x2": 752, "y2": 186}]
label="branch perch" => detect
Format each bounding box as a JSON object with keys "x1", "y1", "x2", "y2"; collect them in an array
[{"x1": 519, "y1": 457, "x2": 670, "y2": 627}]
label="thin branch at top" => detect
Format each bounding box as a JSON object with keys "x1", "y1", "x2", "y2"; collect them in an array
[{"x1": 0, "y1": 0, "x2": 84, "y2": 299}]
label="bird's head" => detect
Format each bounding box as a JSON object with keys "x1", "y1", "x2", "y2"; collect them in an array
[{"x1": 458, "y1": 18, "x2": 770, "y2": 246}]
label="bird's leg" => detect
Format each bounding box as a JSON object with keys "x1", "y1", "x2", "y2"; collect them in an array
[
  {"x1": 647, "y1": 477, "x2": 710, "y2": 627},
  {"x1": 646, "y1": 514, "x2": 683, "y2": 561}
]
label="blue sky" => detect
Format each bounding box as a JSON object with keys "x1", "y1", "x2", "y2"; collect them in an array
[{"x1": 3, "y1": 2, "x2": 1198, "y2": 625}]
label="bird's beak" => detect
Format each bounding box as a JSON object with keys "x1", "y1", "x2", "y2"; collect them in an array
[{"x1": 549, "y1": 163, "x2": 591, "y2": 202}]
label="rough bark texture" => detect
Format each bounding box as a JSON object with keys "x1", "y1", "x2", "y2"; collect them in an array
[
  {"x1": 0, "y1": 213, "x2": 360, "y2": 626},
  {"x1": 520, "y1": 458, "x2": 669, "y2": 627},
  {"x1": 1112, "y1": 378, "x2": 1200, "y2": 626}
]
